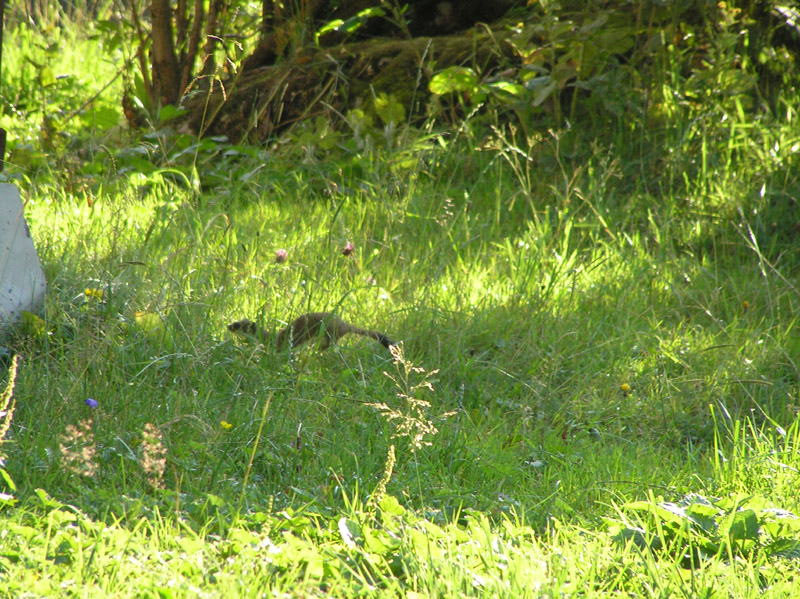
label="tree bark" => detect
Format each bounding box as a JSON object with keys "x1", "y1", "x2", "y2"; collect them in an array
[
  {"x1": 180, "y1": 0, "x2": 206, "y2": 92},
  {"x1": 151, "y1": 0, "x2": 181, "y2": 107},
  {"x1": 199, "y1": 0, "x2": 223, "y2": 81}
]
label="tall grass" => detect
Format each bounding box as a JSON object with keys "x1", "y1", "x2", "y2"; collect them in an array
[{"x1": 1, "y1": 5, "x2": 800, "y2": 597}]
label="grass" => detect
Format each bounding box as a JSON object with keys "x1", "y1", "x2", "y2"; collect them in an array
[{"x1": 2, "y1": 10, "x2": 800, "y2": 598}]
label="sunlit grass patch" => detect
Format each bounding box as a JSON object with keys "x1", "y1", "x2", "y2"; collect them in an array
[{"x1": 2, "y1": 7, "x2": 800, "y2": 596}]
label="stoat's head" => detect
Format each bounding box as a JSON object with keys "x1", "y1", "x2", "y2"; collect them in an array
[{"x1": 228, "y1": 319, "x2": 258, "y2": 335}]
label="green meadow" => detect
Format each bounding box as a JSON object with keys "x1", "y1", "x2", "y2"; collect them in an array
[{"x1": 2, "y1": 5, "x2": 800, "y2": 597}]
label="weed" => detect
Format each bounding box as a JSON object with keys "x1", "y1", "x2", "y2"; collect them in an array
[
  {"x1": 0, "y1": 355, "x2": 19, "y2": 506},
  {"x1": 370, "y1": 344, "x2": 449, "y2": 453},
  {"x1": 141, "y1": 423, "x2": 167, "y2": 490},
  {"x1": 58, "y1": 420, "x2": 97, "y2": 478}
]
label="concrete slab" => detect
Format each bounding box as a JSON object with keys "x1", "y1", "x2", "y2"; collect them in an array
[{"x1": 0, "y1": 184, "x2": 46, "y2": 327}]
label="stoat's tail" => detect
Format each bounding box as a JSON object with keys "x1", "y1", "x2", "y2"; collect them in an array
[{"x1": 348, "y1": 325, "x2": 395, "y2": 349}]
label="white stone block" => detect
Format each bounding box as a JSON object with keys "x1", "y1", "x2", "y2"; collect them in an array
[{"x1": 0, "y1": 184, "x2": 46, "y2": 327}]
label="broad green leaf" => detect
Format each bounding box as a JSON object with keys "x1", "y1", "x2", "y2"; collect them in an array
[
  {"x1": 532, "y1": 80, "x2": 557, "y2": 107},
  {"x1": 35, "y1": 488, "x2": 65, "y2": 509},
  {"x1": 39, "y1": 65, "x2": 56, "y2": 87},
  {"x1": 612, "y1": 526, "x2": 662, "y2": 551},
  {"x1": 205, "y1": 493, "x2": 226, "y2": 507},
  {"x1": 488, "y1": 80, "x2": 525, "y2": 96},
  {"x1": 723, "y1": 509, "x2": 760, "y2": 542},
  {"x1": 81, "y1": 105, "x2": 121, "y2": 129},
  {"x1": 429, "y1": 67, "x2": 478, "y2": 95},
  {"x1": 379, "y1": 494, "x2": 406, "y2": 516},
  {"x1": 316, "y1": 7, "x2": 383, "y2": 40},
  {"x1": 317, "y1": 19, "x2": 344, "y2": 38},
  {"x1": 766, "y1": 538, "x2": 800, "y2": 559},
  {"x1": 158, "y1": 104, "x2": 188, "y2": 123},
  {"x1": 363, "y1": 525, "x2": 400, "y2": 555},
  {"x1": 304, "y1": 553, "x2": 325, "y2": 579},
  {"x1": 0, "y1": 468, "x2": 17, "y2": 492},
  {"x1": 375, "y1": 93, "x2": 405, "y2": 125}
]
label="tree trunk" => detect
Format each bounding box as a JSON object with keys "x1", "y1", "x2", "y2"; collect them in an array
[{"x1": 151, "y1": 0, "x2": 181, "y2": 107}]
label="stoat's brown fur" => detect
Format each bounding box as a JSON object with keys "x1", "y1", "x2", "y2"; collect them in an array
[{"x1": 228, "y1": 312, "x2": 394, "y2": 351}]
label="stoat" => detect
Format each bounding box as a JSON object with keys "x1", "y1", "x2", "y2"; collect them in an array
[{"x1": 228, "y1": 312, "x2": 395, "y2": 351}]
